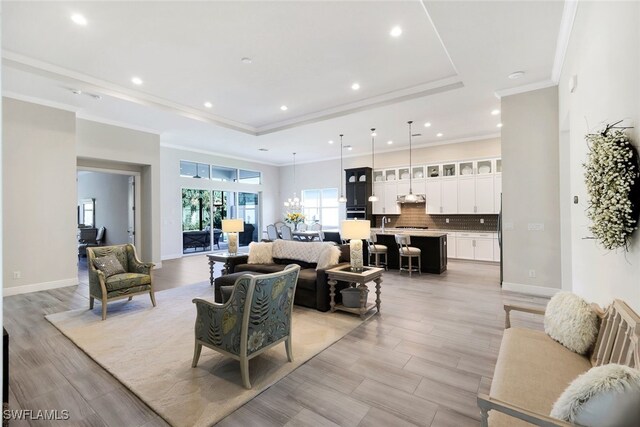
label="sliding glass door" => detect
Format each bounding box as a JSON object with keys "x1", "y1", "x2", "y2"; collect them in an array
[
  {"x1": 182, "y1": 189, "x2": 212, "y2": 253},
  {"x1": 238, "y1": 192, "x2": 260, "y2": 246}
]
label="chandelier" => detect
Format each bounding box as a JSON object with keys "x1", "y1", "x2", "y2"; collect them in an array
[{"x1": 284, "y1": 152, "x2": 302, "y2": 209}]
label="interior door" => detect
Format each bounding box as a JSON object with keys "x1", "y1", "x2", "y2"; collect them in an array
[
  {"x1": 238, "y1": 192, "x2": 259, "y2": 246},
  {"x1": 127, "y1": 176, "x2": 135, "y2": 245}
]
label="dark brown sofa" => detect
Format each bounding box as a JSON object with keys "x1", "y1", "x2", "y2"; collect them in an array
[{"x1": 225, "y1": 244, "x2": 351, "y2": 312}]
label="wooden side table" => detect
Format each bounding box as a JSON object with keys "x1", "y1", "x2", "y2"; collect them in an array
[
  {"x1": 326, "y1": 265, "x2": 383, "y2": 319},
  {"x1": 207, "y1": 252, "x2": 247, "y2": 285}
]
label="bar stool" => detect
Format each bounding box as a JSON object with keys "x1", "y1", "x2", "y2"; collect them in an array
[
  {"x1": 367, "y1": 232, "x2": 388, "y2": 270},
  {"x1": 395, "y1": 234, "x2": 421, "y2": 276}
]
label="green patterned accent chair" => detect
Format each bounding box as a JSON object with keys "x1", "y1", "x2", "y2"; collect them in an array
[
  {"x1": 192, "y1": 264, "x2": 301, "y2": 389},
  {"x1": 86, "y1": 244, "x2": 156, "y2": 320}
]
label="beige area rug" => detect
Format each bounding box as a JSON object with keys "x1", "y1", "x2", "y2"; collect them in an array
[{"x1": 46, "y1": 281, "x2": 363, "y2": 427}]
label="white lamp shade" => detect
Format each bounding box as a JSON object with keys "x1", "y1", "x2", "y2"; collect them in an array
[
  {"x1": 222, "y1": 219, "x2": 244, "y2": 232},
  {"x1": 340, "y1": 220, "x2": 371, "y2": 240}
]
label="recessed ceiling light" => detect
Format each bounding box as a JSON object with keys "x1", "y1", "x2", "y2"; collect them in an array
[
  {"x1": 280, "y1": 105, "x2": 288, "y2": 111},
  {"x1": 131, "y1": 76, "x2": 143, "y2": 85},
  {"x1": 348, "y1": 146, "x2": 353, "y2": 151},
  {"x1": 497, "y1": 123, "x2": 503, "y2": 128},
  {"x1": 390, "y1": 26, "x2": 402, "y2": 37},
  {"x1": 204, "y1": 101, "x2": 213, "y2": 108},
  {"x1": 258, "y1": 148, "x2": 269, "y2": 152},
  {"x1": 424, "y1": 122, "x2": 431, "y2": 128},
  {"x1": 351, "y1": 83, "x2": 360, "y2": 90},
  {"x1": 328, "y1": 140, "x2": 334, "y2": 144},
  {"x1": 491, "y1": 109, "x2": 500, "y2": 116},
  {"x1": 241, "y1": 57, "x2": 253, "y2": 64},
  {"x1": 71, "y1": 13, "x2": 88, "y2": 26},
  {"x1": 371, "y1": 132, "x2": 377, "y2": 137},
  {"x1": 508, "y1": 71, "x2": 525, "y2": 80},
  {"x1": 437, "y1": 133, "x2": 443, "y2": 137},
  {"x1": 71, "y1": 89, "x2": 82, "y2": 95},
  {"x1": 387, "y1": 140, "x2": 393, "y2": 145}
]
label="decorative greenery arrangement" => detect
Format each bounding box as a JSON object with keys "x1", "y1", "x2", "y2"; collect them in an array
[
  {"x1": 584, "y1": 123, "x2": 640, "y2": 250},
  {"x1": 284, "y1": 212, "x2": 305, "y2": 225}
]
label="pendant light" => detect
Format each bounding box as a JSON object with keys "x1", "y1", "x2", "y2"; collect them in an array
[
  {"x1": 405, "y1": 121, "x2": 417, "y2": 202},
  {"x1": 368, "y1": 128, "x2": 379, "y2": 202},
  {"x1": 284, "y1": 152, "x2": 302, "y2": 209},
  {"x1": 338, "y1": 134, "x2": 347, "y2": 203}
]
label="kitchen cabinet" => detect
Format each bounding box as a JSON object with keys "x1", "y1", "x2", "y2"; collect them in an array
[
  {"x1": 474, "y1": 236, "x2": 494, "y2": 261},
  {"x1": 494, "y1": 175, "x2": 502, "y2": 214},
  {"x1": 445, "y1": 232, "x2": 456, "y2": 258},
  {"x1": 383, "y1": 181, "x2": 400, "y2": 214},
  {"x1": 457, "y1": 177, "x2": 476, "y2": 214},
  {"x1": 441, "y1": 179, "x2": 458, "y2": 213},
  {"x1": 493, "y1": 237, "x2": 501, "y2": 262},
  {"x1": 396, "y1": 180, "x2": 410, "y2": 198},
  {"x1": 425, "y1": 180, "x2": 442, "y2": 214},
  {"x1": 456, "y1": 235, "x2": 475, "y2": 260},
  {"x1": 475, "y1": 175, "x2": 495, "y2": 213},
  {"x1": 372, "y1": 182, "x2": 385, "y2": 214},
  {"x1": 454, "y1": 232, "x2": 496, "y2": 261}
]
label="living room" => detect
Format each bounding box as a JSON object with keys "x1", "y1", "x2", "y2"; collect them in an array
[{"x1": 2, "y1": 1, "x2": 640, "y2": 426}]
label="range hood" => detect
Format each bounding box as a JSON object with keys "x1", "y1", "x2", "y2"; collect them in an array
[{"x1": 397, "y1": 194, "x2": 426, "y2": 204}]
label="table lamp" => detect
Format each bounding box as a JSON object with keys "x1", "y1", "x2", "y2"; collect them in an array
[
  {"x1": 341, "y1": 219, "x2": 371, "y2": 272},
  {"x1": 222, "y1": 219, "x2": 244, "y2": 255}
]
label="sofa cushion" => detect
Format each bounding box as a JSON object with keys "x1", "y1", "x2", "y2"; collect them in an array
[
  {"x1": 272, "y1": 239, "x2": 336, "y2": 264},
  {"x1": 544, "y1": 292, "x2": 599, "y2": 355},
  {"x1": 247, "y1": 241, "x2": 274, "y2": 264},
  {"x1": 273, "y1": 258, "x2": 316, "y2": 269},
  {"x1": 105, "y1": 273, "x2": 151, "y2": 292},
  {"x1": 235, "y1": 263, "x2": 286, "y2": 274},
  {"x1": 550, "y1": 364, "x2": 640, "y2": 426},
  {"x1": 488, "y1": 327, "x2": 592, "y2": 427},
  {"x1": 296, "y1": 269, "x2": 318, "y2": 292}
]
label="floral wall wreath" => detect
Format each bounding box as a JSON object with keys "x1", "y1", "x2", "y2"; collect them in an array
[{"x1": 583, "y1": 121, "x2": 640, "y2": 251}]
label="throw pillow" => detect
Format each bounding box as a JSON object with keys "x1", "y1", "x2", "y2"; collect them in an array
[
  {"x1": 247, "y1": 242, "x2": 274, "y2": 264},
  {"x1": 93, "y1": 255, "x2": 126, "y2": 278},
  {"x1": 317, "y1": 245, "x2": 341, "y2": 270},
  {"x1": 544, "y1": 292, "x2": 599, "y2": 354},
  {"x1": 550, "y1": 364, "x2": 640, "y2": 426}
]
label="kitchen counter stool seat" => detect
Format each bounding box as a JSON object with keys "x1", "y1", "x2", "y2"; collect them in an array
[
  {"x1": 395, "y1": 234, "x2": 421, "y2": 276},
  {"x1": 367, "y1": 233, "x2": 388, "y2": 270}
]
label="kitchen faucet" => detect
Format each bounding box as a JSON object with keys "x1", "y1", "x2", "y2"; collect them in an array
[{"x1": 381, "y1": 216, "x2": 388, "y2": 233}]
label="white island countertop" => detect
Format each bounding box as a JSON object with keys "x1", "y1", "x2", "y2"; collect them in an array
[{"x1": 371, "y1": 228, "x2": 447, "y2": 237}]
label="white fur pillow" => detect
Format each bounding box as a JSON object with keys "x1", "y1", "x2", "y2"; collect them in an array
[
  {"x1": 247, "y1": 242, "x2": 274, "y2": 264},
  {"x1": 544, "y1": 292, "x2": 598, "y2": 355},
  {"x1": 316, "y1": 245, "x2": 341, "y2": 270},
  {"x1": 550, "y1": 364, "x2": 640, "y2": 426}
]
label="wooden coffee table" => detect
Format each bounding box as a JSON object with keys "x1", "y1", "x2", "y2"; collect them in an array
[{"x1": 326, "y1": 265, "x2": 383, "y2": 319}]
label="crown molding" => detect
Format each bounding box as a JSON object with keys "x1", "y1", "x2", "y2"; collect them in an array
[
  {"x1": 2, "y1": 90, "x2": 79, "y2": 113},
  {"x1": 159, "y1": 142, "x2": 280, "y2": 167},
  {"x1": 494, "y1": 79, "x2": 556, "y2": 99},
  {"x1": 551, "y1": 0, "x2": 579, "y2": 84},
  {"x1": 76, "y1": 113, "x2": 161, "y2": 136}
]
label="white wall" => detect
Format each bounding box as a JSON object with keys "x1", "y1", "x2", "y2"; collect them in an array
[
  {"x1": 501, "y1": 87, "x2": 561, "y2": 295},
  {"x1": 559, "y1": 1, "x2": 640, "y2": 311},
  {"x1": 160, "y1": 145, "x2": 280, "y2": 260},
  {"x1": 77, "y1": 171, "x2": 130, "y2": 245},
  {"x1": 76, "y1": 119, "x2": 161, "y2": 264},
  {"x1": 3, "y1": 98, "x2": 78, "y2": 295}
]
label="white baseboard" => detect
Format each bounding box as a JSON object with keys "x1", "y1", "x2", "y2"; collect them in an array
[
  {"x1": 4, "y1": 277, "x2": 78, "y2": 297},
  {"x1": 502, "y1": 282, "x2": 561, "y2": 298},
  {"x1": 161, "y1": 253, "x2": 183, "y2": 261}
]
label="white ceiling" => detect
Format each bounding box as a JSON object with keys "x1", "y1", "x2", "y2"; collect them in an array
[{"x1": 2, "y1": 1, "x2": 566, "y2": 165}]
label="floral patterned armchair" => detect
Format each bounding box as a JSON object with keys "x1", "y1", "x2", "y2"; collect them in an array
[
  {"x1": 87, "y1": 244, "x2": 156, "y2": 320},
  {"x1": 191, "y1": 264, "x2": 301, "y2": 389}
]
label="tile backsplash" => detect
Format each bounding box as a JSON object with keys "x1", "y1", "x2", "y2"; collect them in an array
[{"x1": 374, "y1": 203, "x2": 498, "y2": 231}]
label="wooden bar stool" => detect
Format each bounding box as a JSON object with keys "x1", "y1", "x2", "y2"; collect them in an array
[
  {"x1": 367, "y1": 232, "x2": 388, "y2": 270},
  {"x1": 394, "y1": 234, "x2": 421, "y2": 276}
]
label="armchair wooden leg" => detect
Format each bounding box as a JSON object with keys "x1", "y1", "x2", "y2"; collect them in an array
[
  {"x1": 89, "y1": 296, "x2": 94, "y2": 310},
  {"x1": 101, "y1": 298, "x2": 108, "y2": 321},
  {"x1": 285, "y1": 337, "x2": 294, "y2": 362},
  {"x1": 150, "y1": 291, "x2": 157, "y2": 307},
  {"x1": 191, "y1": 342, "x2": 202, "y2": 368},
  {"x1": 240, "y1": 357, "x2": 251, "y2": 389},
  {"x1": 128, "y1": 296, "x2": 133, "y2": 301}
]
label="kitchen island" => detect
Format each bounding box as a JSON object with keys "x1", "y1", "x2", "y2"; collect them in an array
[{"x1": 372, "y1": 229, "x2": 447, "y2": 274}]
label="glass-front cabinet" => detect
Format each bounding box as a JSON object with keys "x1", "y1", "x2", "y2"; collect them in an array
[
  {"x1": 412, "y1": 166, "x2": 425, "y2": 180},
  {"x1": 384, "y1": 168, "x2": 397, "y2": 181},
  {"x1": 398, "y1": 167, "x2": 410, "y2": 181},
  {"x1": 373, "y1": 170, "x2": 384, "y2": 183},
  {"x1": 426, "y1": 165, "x2": 440, "y2": 178},
  {"x1": 442, "y1": 163, "x2": 457, "y2": 177},
  {"x1": 459, "y1": 161, "x2": 474, "y2": 176},
  {"x1": 496, "y1": 158, "x2": 502, "y2": 173},
  {"x1": 477, "y1": 160, "x2": 492, "y2": 174}
]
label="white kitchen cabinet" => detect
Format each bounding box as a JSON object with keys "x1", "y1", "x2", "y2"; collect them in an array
[
  {"x1": 425, "y1": 180, "x2": 442, "y2": 214},
  {"x1": 372, "y1": 182, "x2": 385, "y2": 214},
  {"x1": 456, "y1": 235, "x2": 475, "y2": 259},
  {"x1": 446, "y1": 233, "x2": 456, "y2": 258},
  {"x1": 441, "y1": 178, "x2": 458, "y2": 213},
  {"x1": 493, "y1": 237, "x2": 501, "y2": 262},
  {"x1": 475, "y1": 175, "x2": 495, "y2": 214},
  {"x1": 457, "y1": 177, "x2": 476, "y2": 214},
  {"x1": 396, "y1": 181, "x2": 410, "y2": 198},
  {"x1": 383, "y1": 181, "x2": 400, "y2": 214},
  {"x1": 474, "y1": 238, "x2": 494, "y2": 261},
  {"x1": 494, "y1": 175, "x2": 502, "y2": 214}
]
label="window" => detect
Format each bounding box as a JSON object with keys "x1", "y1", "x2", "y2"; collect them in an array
[
  {"x1": 180, "y1": 161, "x2": 210, "y2": 179},
  {"x1": 211, "y1": 165, "x2": 238, "y2": 182},
  {"x1": 238, "y1": 169, "x2": 261, "y2": 184},
  {"x1": 302, "y1": 188, "x2": 338, "y2": 228}
]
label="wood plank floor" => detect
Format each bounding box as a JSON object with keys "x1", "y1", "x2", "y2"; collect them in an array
[{"x1": 4, "y1": 256, "x2": 548, "y2": 426}]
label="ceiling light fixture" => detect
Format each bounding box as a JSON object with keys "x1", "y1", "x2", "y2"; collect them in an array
[
  {"x1": 437, "y1": 133, "x2": 443, "y2": 137},
  {"x1": 351, "y1": 83, "x2": 360, "y2": 90},
  {"x1": 347, "y1": 146, "x2": 353, "y2": 151},
  {"x1": 131, "y1": 76, "x2": 143, "y2": 85},
  {"x1": 390, "y1": 26, "x2": 402, "y2": 37},
  {"x1": 497, "y1": 123, "x2": 503, "y2": 128},
  {"x1": 387, "y1": 140, "x2": 393, "y2": 145},
  {"x1": 284, "y1": 153, "x2": 302, "y2": 210},
  {"x1": 405, "y1": 121, "x2": 417, "y2": 202},
  {"x1": 258, "y1": 148, "x2": 269, "y2": 152},
  {"x1": 508, "y1": 71, "x2": 525, "y2": 80},
  {"x1": 328, "y1": 140, "x2": 334, "y2": 144},
  {"x1": 280, "y1": 105, "x2": 288, "y2": 111},
  {"x1": 71, "y1": 13, "x2": 88, "y2": 26},
  {"x1": 424, "y1": 122, "x2": 431, "y2": 128},
  {"x1": 241, "y1": 57, "x2": 253, "y2": 64},
  {"x1": 204, "y1": 101, "x2": 213, "y2": 108},
  {"x1": 491, "y1": 109, "x2": 500, "y2": 116},
  {"x1": 338, "y1": 135, "x2": 347, "y2": 203},
  {"x1": 368, "y1": 128, "x2": 379, "y2": 202}
]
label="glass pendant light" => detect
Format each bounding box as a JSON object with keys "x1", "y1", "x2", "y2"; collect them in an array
[
  {"x1": 284, "y1": 152, "x2": 303, "y2": 209},
  {"x1": 368, "y1": 128, "x2": 379, "y2": 202},
  {"x1": 405, "y1": 121, "x2": 417, "y2": 202},
  {"x1": 338, "y1": 134, "x2": 347, "y2": 203}
]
